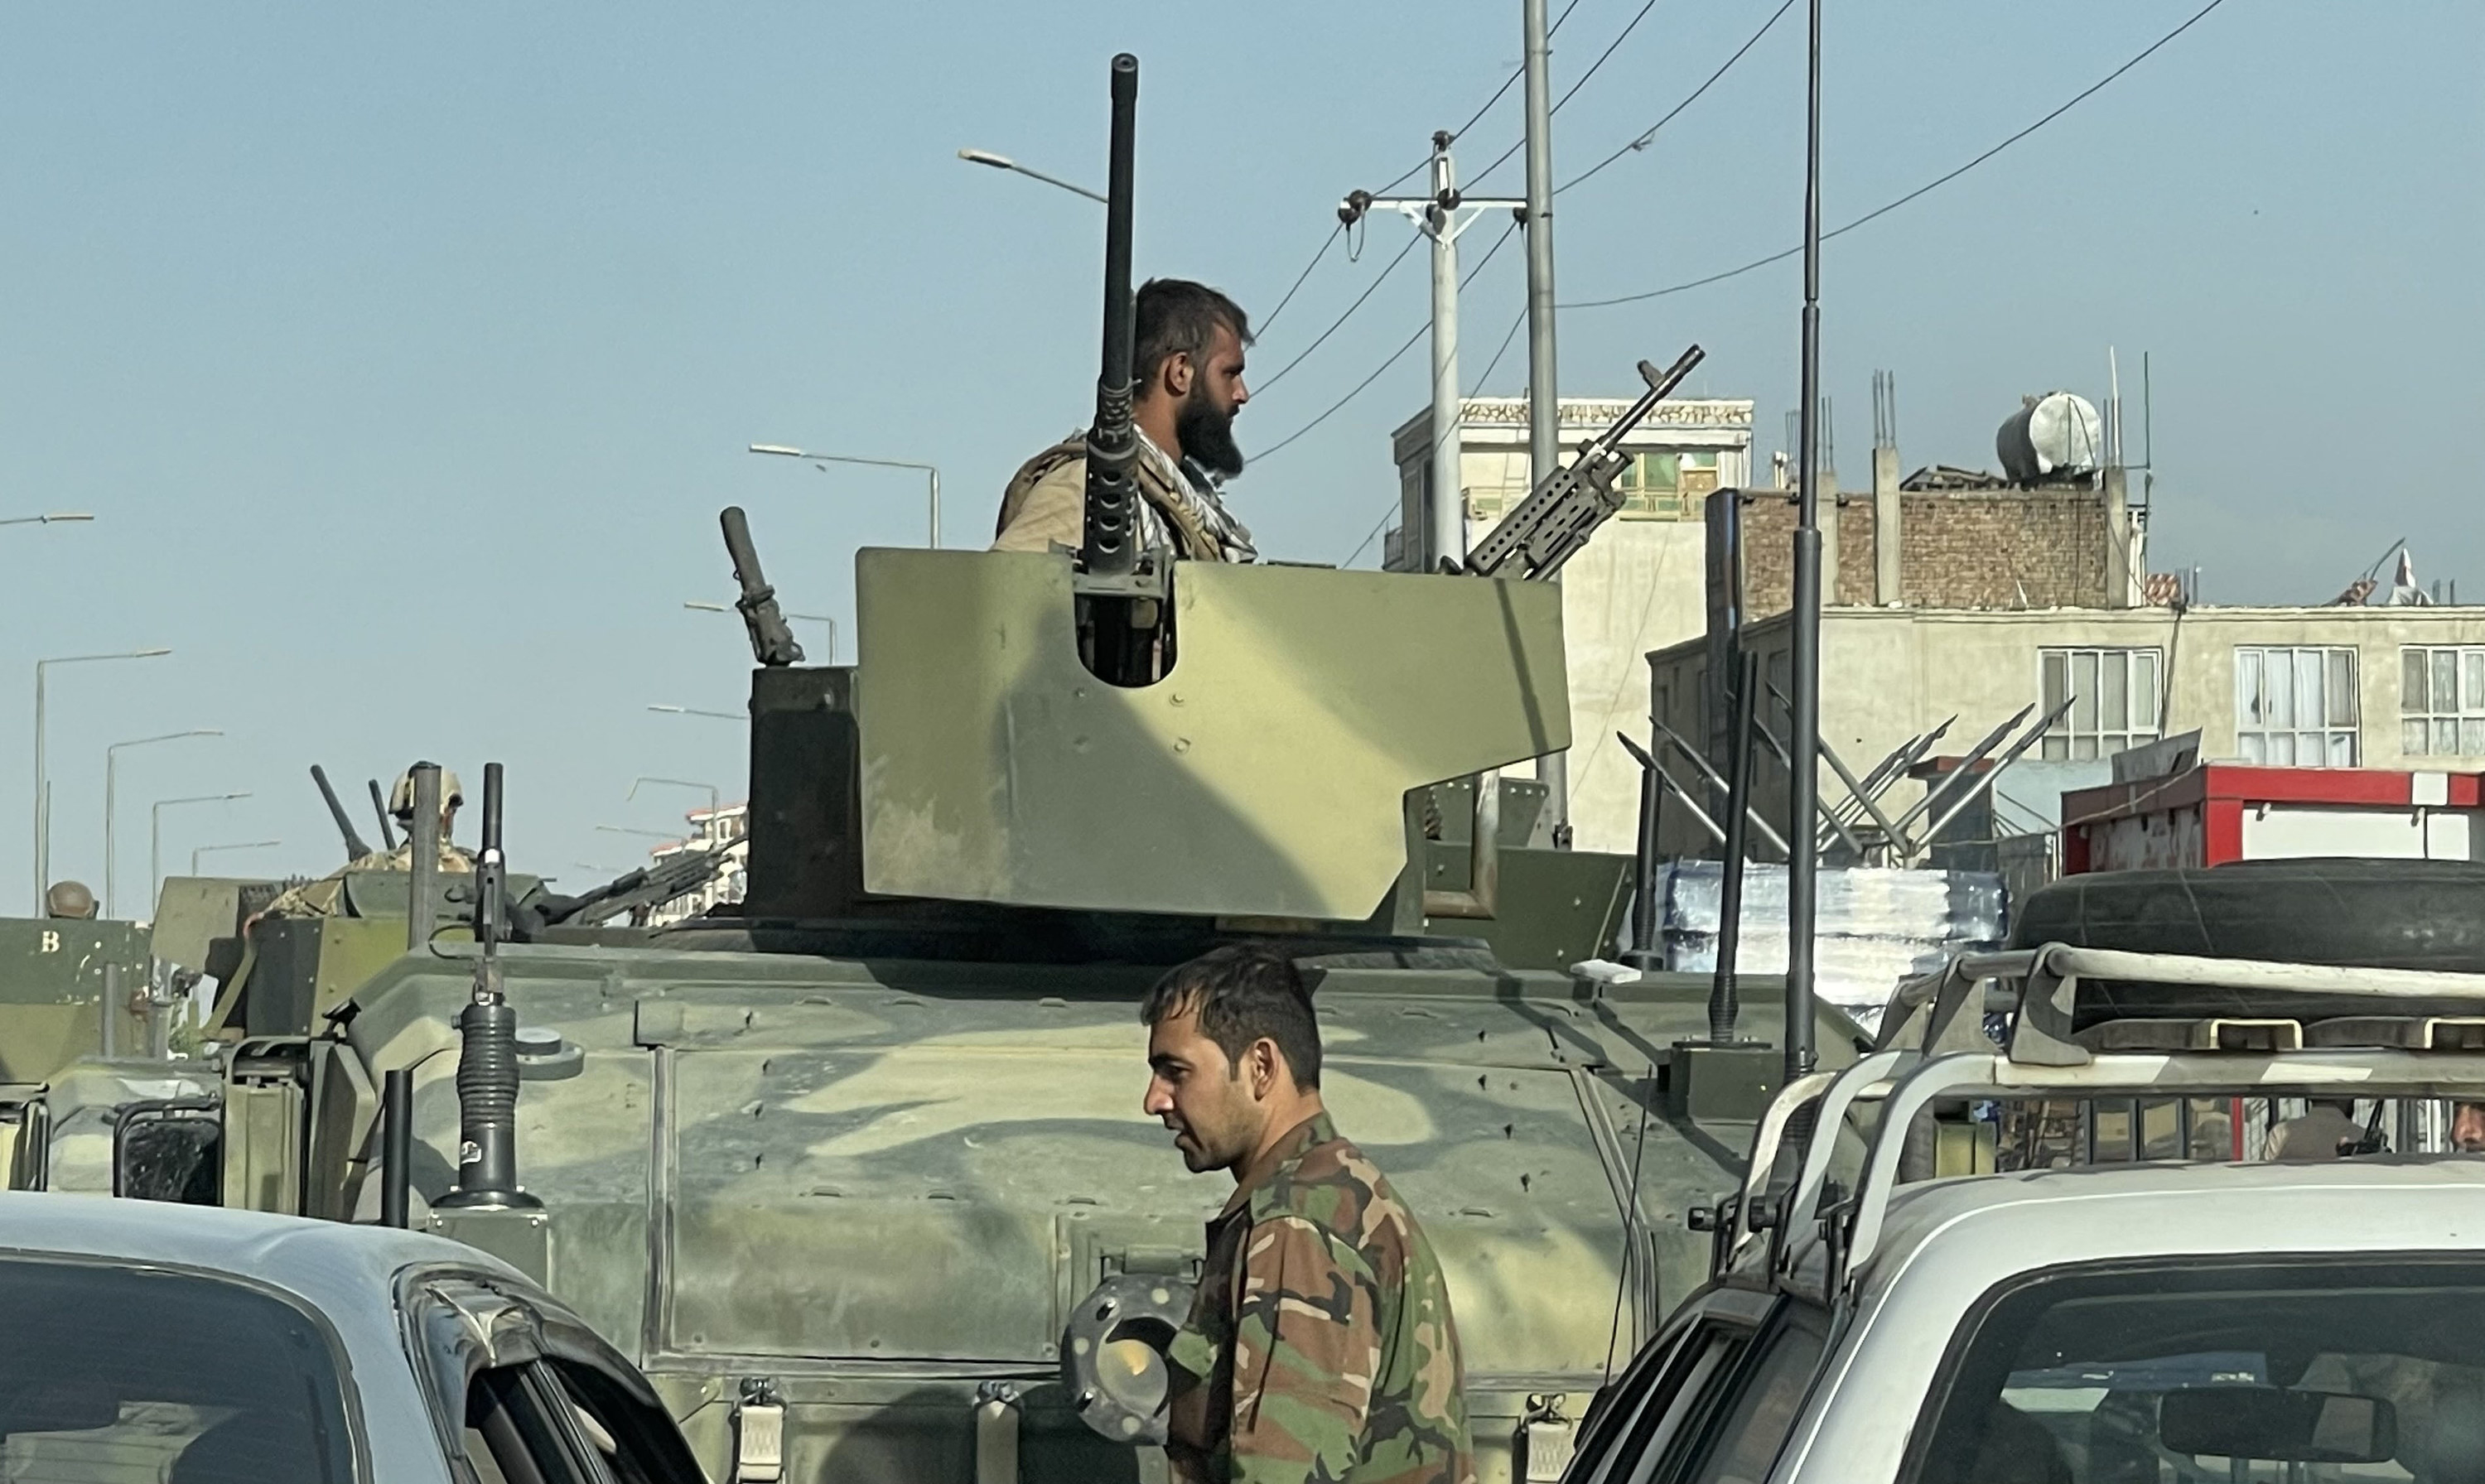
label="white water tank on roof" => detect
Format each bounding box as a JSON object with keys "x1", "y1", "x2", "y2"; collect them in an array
[{"x1": 1995, "y1": 391, "x2": 2103, "y2": 483}]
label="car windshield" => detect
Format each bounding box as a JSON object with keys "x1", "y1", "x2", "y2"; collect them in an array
[
  {"x1": 0, "y1": 1254, "x2": 355, "y2": 1483},
  {"x1": 1910, "y1": 1260, "x2": 2485, "y2": 1484}
]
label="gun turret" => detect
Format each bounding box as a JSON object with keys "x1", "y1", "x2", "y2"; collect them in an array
[
  {"x1": 516, "y1": 848, "x2": 727, "y2": 934},
  {"x1": 1464, "y1": 344, "x2": 1707, "y2": 581},
  {"x1": 309, "y1": 765, "x2": 373, "y2": 862},
  {"x1": 1079, "y1": 53, "x2": 1142, "y2": 581},
  {"x1": 721, "y1": 506, "x2": 805, "y2": 667}
]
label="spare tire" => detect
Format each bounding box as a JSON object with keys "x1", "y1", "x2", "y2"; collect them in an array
[{"x1": 2011, "y1": 858, "x2": 2485, "y2": 1026}]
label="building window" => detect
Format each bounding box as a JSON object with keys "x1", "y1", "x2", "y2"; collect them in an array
[
  {"x1": 1617, "y1": 450, "x2": 1711, "y2": 521},
  {"x1": 2039, "y1": 648, "x2": 2162, "y2": 760},
  {"x1": 2401, "y1": 646, "x2": 2485, "y2": 757},
  {"x1": 2235, "y1": 646, "x2": 2358, "y2": 766}
]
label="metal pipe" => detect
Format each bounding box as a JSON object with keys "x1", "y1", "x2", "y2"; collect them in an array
[
  {"x1": 407, "y1": 763, "x2": 441, "y2": 951},
  {"x1": 1624, "y1": 740, "x2": 1663, "y2": 971},
  {"x1": 1080, "y1": 54, "x2": 1142, "y2": 577},
  {"x1": 1885, "y1": 703, "x2": 2048, "y2": 845},
  {"x1": 1521, "y1": 0, "x2": 1568, "y2": 843},
  {"x1": 1918, "y1": 705, "x2": 2069, "y2": 854},
  {"x1": 1748, "y1": 716, "x2": 1868, "y2": 860},
  {"x1": 1710, "y1": 653, "x2": 1759, "y2": 1043},
  {"x1": 1651, "y1": 719, "x2": 1790, "y2": 857},
  {"x1": 1425, "y1": 131, "x2": 1466, "y2": 571},
  {"x1": 381, "y1": 1067, "x2": 412, "y2": 1229},
  {"x1": 1617, "y1": 733, "x2": 1725, "y2": 846},
  {"x1": 1783, "y1": 0, "x2": 1826, "y2": 1086}
]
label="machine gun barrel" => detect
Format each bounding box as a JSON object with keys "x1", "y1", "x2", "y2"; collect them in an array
[
  {"x1": 1464, "y1": 343, "x2": 1706, "y2": 581},
  {"x1": 1078, "y1": 53, "x2": 1142, "y2": 578},
  {"x1": 720, "y1": 505, "x2": 804, "y2": 667},
  {"x1": 367, "y1": 778, "x2": 398, "y2": 852},
  {"x1": 309, "y1": 764, "x2": 372, "y2": 862}
]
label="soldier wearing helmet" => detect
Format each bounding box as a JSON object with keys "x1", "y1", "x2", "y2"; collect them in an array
[
  {"x1": 41, "y1": 880, "x2": 97, "y2": 920},
  {"x1": 258, "y1": 763, "x2": 475, "y2": 920}
]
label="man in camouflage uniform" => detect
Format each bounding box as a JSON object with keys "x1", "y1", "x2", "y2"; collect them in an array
[
  {"x1": 1141, "y1": 943, "x2": 1474, "y2": 1484},
  {"x1": 993, "y1": 277, "x2": 1257, "y2": 562},
  {"x1": 259, "y1": 764, "x2": 474, "y2": 920}
]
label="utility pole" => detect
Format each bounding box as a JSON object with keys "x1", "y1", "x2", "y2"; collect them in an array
[
  {"x1": 1783, "y1": 0, "x2": 1826, "y2": 1086},
  {"x1": 1520, "y1": 0, "x2": 1570, "y2": 845},
  {"x1": 1343, "y1": 136, "x2": 1523, "y2": 571}
]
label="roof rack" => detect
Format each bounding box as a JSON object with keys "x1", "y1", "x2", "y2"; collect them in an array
[{"x1": 1708, "y1": 942, "x2": 2485, "y2": 1299}]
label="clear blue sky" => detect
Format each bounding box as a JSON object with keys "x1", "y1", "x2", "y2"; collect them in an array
[{"x1": 0, "y1": 1, "x2": 2475, "y2": 908}]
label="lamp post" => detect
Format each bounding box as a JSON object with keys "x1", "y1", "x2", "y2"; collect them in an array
[
  {"x1": 955, "y1": 148, "x2": 1107, "y2": 205},
  {"x1": 683, "y1": 600, "x2": 839, "y2": 664},
  {"x1": 193, "y1": 840, "x2": 281, "y2": 876},
  {"x1": 629, "y1": 776, "x2": 721, "y2": 822},
  {"x1": 35, "y1": 648, "x2": 172, "y2": 909},
  {"x1": 152, "y1": 792, "x2": 249, "y2": 905},
  {"x1": 747, "y1": 445, "x2": 941, "y2": 550},
  {"x1": 105, "y1": 728, "x2": 220, "y2": 918},
  {"x1": 647, "y1": 704, "x2": 746, "y2": 722}
]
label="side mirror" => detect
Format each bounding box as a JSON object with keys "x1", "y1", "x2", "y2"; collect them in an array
[
  {"x1": 1062, "y1": 1274, "x2": 1194, "y2": 1446},
  {"x1": 113, "y1": 1098, "x2": 222, "y2": 1205},
  {"x1": 2160, "y1": 1386, "x2": 2397, "y2": 1465}
]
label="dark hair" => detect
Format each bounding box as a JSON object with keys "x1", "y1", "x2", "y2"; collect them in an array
[
  {"x1": 1134, "y1": 278, "x2": 1251, "y2": 398},
  {"x1": 1141, "y1": 942, "x2": 1320, "y2": 1090}
]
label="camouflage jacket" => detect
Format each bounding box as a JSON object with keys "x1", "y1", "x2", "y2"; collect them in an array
[{"x1": 1166, "y1": 1111, "x2": 1474, "y2": 1484}]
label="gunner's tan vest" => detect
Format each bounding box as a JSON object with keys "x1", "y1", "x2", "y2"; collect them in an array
[{"x1": 994, "y1": 435, "x2": 1226, "y2": 561}]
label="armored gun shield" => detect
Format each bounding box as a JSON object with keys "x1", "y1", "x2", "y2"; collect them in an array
[{"x1": 856, "y1": 550, "x2": 1571, "y2": 920}]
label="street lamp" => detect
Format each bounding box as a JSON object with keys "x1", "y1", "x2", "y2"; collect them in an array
[
  {"x1": 683, "y1": 600, "x2": 838, "y2": 664},
  {"x1": 105, "y1": 728, "x2": 220, "y2": 918},
  {"x1": 955, "y1": 147, "x2": 1107, "y2": 205},
  {"x1": 152, "y1": 792, "x2": 249, "y2": 905},
  {"x1": 648, "y1": 704, "x2": 746, "y2": 722},
  {"x1": 192, "y1": 840, "x2": 281, "y2": 876},
  {"x1": 747, "y1": 445, "x2": 940, "y2": 550},
  {"x1": 629, "y1": 776, "x2": 721, "y2": 822},
  {"x1": 0, "y1": 513, "x2": 96, "y2": 528},
  {"x1": 34, "y1": 648, "x2": 172, "y2": 909}
]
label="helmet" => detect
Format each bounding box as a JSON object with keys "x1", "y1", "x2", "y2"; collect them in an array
[
  {"x1": 387, "y1": 764, "x2": 466, "y2": 820},
  {"x1": 43, "y1": 880, "x2": 96, "y2": 919}
]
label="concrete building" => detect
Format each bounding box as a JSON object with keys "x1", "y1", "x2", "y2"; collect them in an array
[
  {"x1": 646, "y1": 801, "x2": 747, "y2": 926},
  {"x1": 1386, "y1": 393, "x2": 1754, "y2": 854},
  {"x1": 1650, "y1": 586, "x2": 2485, "y2": 857}
]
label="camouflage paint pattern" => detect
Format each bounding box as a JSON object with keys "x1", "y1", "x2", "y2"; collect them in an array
[
  {"x1": 1167, "y1": 1111, "x2": 1474, "y2": 1484},
  {"x1": 195, "y1": 940, "x2": 1868, "y2": 1482}
]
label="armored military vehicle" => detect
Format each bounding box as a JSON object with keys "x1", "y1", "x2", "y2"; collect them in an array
[{"x1": 14, "y1": 53, "x2": 1872, "y2": 1484}]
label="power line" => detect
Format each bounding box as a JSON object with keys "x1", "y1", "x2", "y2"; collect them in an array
[
  {"x1": 1370, "y1": 0, "x2": 1590, "y2": 195},
  {"x1": 1255, "y1": 220, "x2": 1522, "y2": 464},
  {"x1": 1562, "y1": 0, "x2": 2232, "y2": 311},
  {"x1": 1468, "y1": 0, "x2": 1664, "y2": 188},
  {"x1": 1559, "y1": 0, "x2": 1797, "y2": 195},
  {"x1": 1254, "y1": 220, "x2": 1345, "y2": 340},
  {"x1": 1255, "y1": 231, "x2": 1421, "y2": 393},
  {"x1": 1339, "y1": 303, "x2": 1531, "y2": 566}
]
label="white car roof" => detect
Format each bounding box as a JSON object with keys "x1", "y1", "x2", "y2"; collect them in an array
[
  {"x1": 1871, "y1": 1154, "x2": 2485, "y2": 1280},
  {"x1": 1779, "y1": 1158, "x2": 2485, "y2": 1484},
  {"x1": 0, "y1": 1190, "x2": 530, "y2": 1306}
]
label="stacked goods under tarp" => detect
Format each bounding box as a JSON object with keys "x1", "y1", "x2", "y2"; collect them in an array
[{"x1": 1659, "y1": 860, "x2": 2005, "y2": 1032}]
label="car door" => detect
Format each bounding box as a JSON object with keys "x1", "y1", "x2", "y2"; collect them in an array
[
  {"x1": 401, "y1": 1270, "x2": 705, "y2": 1484},
  {"x1": 1563, "y1": 1286, "x2": 1777, "y2": 1484}
]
